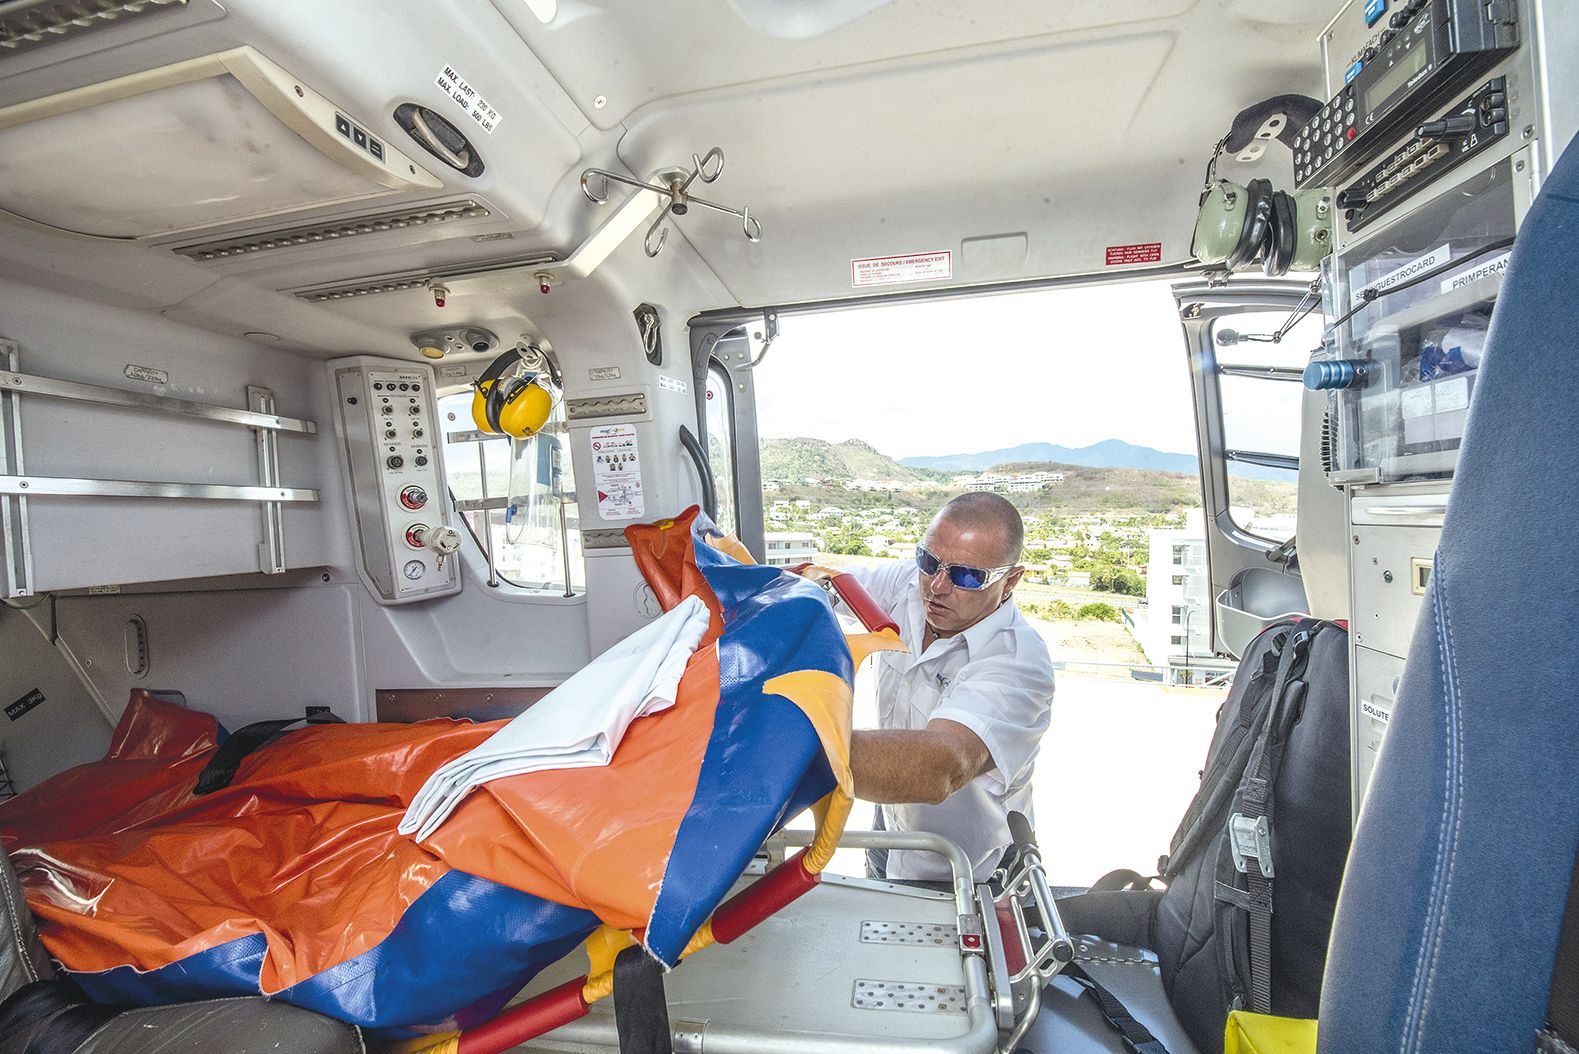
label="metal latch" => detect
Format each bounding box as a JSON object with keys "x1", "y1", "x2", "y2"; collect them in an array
[
  {"x1": 956, "y1": 912, "x2": 985, "y2": 953},
  {"x1": 1228, "y1": 813, "x2": 1274, "y2": 878}
]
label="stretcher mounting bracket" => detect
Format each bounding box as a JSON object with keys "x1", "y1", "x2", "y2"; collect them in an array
[{"x1": 581, "y1": 147, "x2": 763, "y2": 259}]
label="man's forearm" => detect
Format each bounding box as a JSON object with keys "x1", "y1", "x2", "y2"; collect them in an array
[{"x1": 850, "y1": 723, "x2": 989, "y2": 805}]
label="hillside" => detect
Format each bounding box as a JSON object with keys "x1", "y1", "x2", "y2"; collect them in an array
[
  {"x1": 900, "y1": 438, "x2": 1294, "y2": 482},
  {"x1": 762, "y1": 437, "x2": 942, "y2": 483}
]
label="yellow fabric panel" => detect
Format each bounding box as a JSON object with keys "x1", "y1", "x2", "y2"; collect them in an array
[
  {"x1": 706, "y1": 532, "x2": 756, "y2": 564},
  {"x1": 845, "y1": 628, "x2": 909, "y2": 666},
  {"x1": 380, "y1": 1033, "x2": 459, "y2": 1054},
  {"x1": 1223, "y1": 1011, "x2": 1318, "y2": 1054}
]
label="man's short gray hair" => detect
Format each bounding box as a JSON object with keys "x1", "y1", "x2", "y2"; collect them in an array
[{"x1": 934, "y1": 493, "x2": 1024, "y2": 565}]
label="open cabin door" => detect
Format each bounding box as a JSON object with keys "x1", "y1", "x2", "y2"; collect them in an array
[
  {"x1": 687, "y1": 319, "x2": 770, "y2": 561},
  {"x1": 1173, "y1": 278, "x2": 1345, "y2": 658}
]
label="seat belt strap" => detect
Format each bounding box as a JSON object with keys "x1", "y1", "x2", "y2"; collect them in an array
[
  {"x1": 193, "y1": 707, "x2": 343, "y2": 795},
  {"x1": 1538, "y1": 841, "x2": 1579, "y2": 1054},
  {"x1": 612, "y1": 944, "x2": 672, "y2": 1054},
  {"x1": 1066, "y1": 963, "x2": 1172, "y2": 1054}
]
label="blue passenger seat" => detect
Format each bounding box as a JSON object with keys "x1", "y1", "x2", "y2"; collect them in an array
[{"x1": 1316, "y1": 131, "x2": 1579, "y2": 1053}]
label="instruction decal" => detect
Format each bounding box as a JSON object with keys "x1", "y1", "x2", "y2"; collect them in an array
[
  {"x1": 6, "y1": 688, "x2": 44, "y2": 722},
  {"x1": 1105, "y1": 242, "x2": 1163, "y2": 266},
  {"x1": 851, "y1": 251, "x2": 952, "y2": 289},
  {"x1": 436, "y1": 64, "x2": 502, "y2": 134},
  {"x1": 590, "y1": 424, "x2": 645, "y2": 520},
  {"x1": 124, "y1": 364, "x2": 168, "y2": 385},
  {"x1": 658, "y1": 375, "x2": 687, "y2": 395}
]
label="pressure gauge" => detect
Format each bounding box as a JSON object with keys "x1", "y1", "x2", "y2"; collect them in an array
[{"x1": 403, "y1": 560, "x2": 426, "y2": 581}]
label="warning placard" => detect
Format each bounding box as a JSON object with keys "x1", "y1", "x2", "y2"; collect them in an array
[
  {"x1": 1105, "y1": 242, "x2": 1163, "y2": 266},
  {"x1": 591, "y1": 424, "x2": 644, "y2": 521},
  {"x1": 851, "y1": 250, "x2": 953, "y2": 289}
]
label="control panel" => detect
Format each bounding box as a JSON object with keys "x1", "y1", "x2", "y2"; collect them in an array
[
  {"x1": 330, "y1": 357, "x2": 463, "y2": 604},
  {"x1": 1336, "y1": 77, "x2": 1510, "y2": 231},
  {"x1": 1294, "y1": 0, "x2": 1517, "y2": 189}
]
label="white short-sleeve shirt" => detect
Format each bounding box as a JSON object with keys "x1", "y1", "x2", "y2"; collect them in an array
[{"x1": 845, "y1": 560, "x2": 1055, "y2": 881}]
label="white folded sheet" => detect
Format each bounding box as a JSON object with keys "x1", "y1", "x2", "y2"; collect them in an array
[{"x1": 399, "y1": 595, "x2": 711, "y2": 842}]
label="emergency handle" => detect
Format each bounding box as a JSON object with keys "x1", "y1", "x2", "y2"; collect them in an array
[{"x1": 788, "y1": 563, "x2": 900, "y2": 637}]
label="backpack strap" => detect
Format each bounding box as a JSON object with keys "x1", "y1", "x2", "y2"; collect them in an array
[
  {"x1": 1214, "y1": 626, "x2": 1315, "y2": 1014},
  {"x1": 1065, "y1": 963, "x2": 1173, "y2": 1054}
]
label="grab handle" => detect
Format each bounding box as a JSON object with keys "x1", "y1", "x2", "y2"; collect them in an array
[
  {"x1": 676, "y1": 425, "x2": 717, "y2": 522},
  {"x1": 789, "y1": 563, "x2": 900, "y2": 636}
]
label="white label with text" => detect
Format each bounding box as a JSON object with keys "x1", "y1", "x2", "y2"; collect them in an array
[
  {"x1": 591, "y1": 424, "x2": 644, "y2": 520},
  {"x1": 1440, "y1": 251, "x2": 1511, "y2": 295},
  {"x1": 851, "y1": 250, "x2": 952, "y2": 289},
  {"x1": 1355, "y1": 244, "x2": 1449, "y2": 305},
  {"x1": 658, "y1": 375, "x2": 687, "y2": 394},
  {"x1": 436, "y1": 65, "x2": 502, "y2": 134},
  {"x1": 124, "y1": 364, "x2": 168, "y2": 385}
]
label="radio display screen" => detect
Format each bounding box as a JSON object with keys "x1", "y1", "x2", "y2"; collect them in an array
[{"x1": 1365, "y1": 46, "x2": 1431, "y2": 111}]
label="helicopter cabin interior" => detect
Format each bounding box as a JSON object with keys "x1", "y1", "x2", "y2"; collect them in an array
[{"x1": 0, "y1": 1, "x2": 1576, "y2": 1053}]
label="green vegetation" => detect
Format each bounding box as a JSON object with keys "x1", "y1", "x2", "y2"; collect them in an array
[{"x1": 1076, "y1": 602, "x2": 1122, "y2": 623}]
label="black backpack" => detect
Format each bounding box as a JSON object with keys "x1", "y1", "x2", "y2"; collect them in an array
[{"x1": 1059, "y1": 619, "x2": 1352, "y2": 1054}]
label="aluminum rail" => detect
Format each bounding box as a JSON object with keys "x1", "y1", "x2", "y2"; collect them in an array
[
  {"x1": 0, "y1": 477, "x2": 318, "y2": 502},
  {"x1": 0, "y1": 369, "x2": 317, "y2": 434}
]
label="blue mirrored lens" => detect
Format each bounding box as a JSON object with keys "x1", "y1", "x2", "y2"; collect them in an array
[
  {"x1": 951, "y1": 566, "x2": 988, "y2": 590},
  {"x1": 917, "y1": 545, "x2": 991, "y2": 590}
]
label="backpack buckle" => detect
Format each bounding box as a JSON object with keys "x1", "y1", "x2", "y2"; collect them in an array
[{"x1": 1229, "y1": 813, "x2": 1274, "y2": 878}]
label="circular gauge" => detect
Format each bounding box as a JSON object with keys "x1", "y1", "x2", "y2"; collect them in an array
[{"x1": 403, "y1": 560, "x2": 426, "y2": 581}]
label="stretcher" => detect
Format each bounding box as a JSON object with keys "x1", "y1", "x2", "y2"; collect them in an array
[{"x1": 484, "y1": 824, "x2": 1077, "y2": 1054}]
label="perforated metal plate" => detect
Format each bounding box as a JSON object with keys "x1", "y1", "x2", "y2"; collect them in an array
[
  {"x1": 566, "y1": 393, "x2": 648, "y2": 420},
  {"x1": 851, "y1": 980, "x2": 966, "y2": 1014},
  {"x1": 859, "y1": 920, "x2": 958, "y2": 946}
]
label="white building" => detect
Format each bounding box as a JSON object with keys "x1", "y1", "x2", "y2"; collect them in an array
[
  {"x1": 1138, "y1": 509, "x2": 1233, "y2": 684},
  {"x1": 763, "y1": 532, "x2": 819, "y2": 567}
]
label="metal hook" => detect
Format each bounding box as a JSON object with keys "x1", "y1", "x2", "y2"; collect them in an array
[
  {"x1": 741, "y1": 206, "x2": 762, "y2": 243},
  {"x1": 643, "y1": 207, "x2": 670, "y2": 258},
  {"x1": 580, "y1": 169, "x2": 612, "y2": 205},
  {"x1": 694, "y1": 147, "x2": 725, "y2": 183}
]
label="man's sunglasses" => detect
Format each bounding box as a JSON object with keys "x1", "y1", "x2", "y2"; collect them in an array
[{"x1": 915, "y1": 544, "x2": 1016, "y2": 591}]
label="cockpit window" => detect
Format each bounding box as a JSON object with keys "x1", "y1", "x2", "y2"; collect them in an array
[{"x1": 436, "y1": 390, "x2": 586, "y2": 594}]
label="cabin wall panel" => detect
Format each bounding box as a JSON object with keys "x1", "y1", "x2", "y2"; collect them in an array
[
  {"x1": 0, "y1": 606, "x2": 113, "y2": 792},
  {"x1": 0, "y1": 277, "x2": 335, "y2": 593},
  {"x1": 52, "y1": 585, "x2": 368, "y2": 730}
]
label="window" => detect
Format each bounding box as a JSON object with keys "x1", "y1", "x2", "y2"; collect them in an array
[
  {"x1": 1172, "y1": 574, "x2": 1187, "y2": 586},
  {"x1": 1211, "y1": 308, "x2": 1319, "y2": 543},
  {"x1": 704, "y1": 363, "x2": 738, "y2": 535},
  {"x1": 436, "y1": 390, "x2": 585, "y2": 593}
]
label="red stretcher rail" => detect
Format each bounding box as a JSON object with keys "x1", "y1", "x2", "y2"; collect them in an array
[
  {"x1": 787, "y1": 563, "x2": 900, "y2": 637},
  {"x1": 456, "y1": 850, "x2": 823, "y2": 1054}
]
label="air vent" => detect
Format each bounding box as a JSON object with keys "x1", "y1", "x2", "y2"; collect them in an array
[
  {"x1": 171, "y1": 200, "x2": 493, "y2": 261},
  {"x1": 1, "y1": 0, "x2": 186, "y2": 56},
  {"x1": 290, "y1": 249, "x2": 561, "y2": 303}
]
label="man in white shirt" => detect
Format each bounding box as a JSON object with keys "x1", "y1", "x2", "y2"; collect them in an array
[{"x1": 827, "y1": 493, "x2": 1055, "y2": 884}]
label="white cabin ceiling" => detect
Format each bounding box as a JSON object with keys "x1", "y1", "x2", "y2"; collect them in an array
[{"x1": 0, "y1": 0, "x2": 1335, "y2": 355}]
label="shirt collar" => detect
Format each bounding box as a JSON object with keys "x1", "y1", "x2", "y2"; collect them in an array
[{"x1": 904, "y1": 580, "x2": 1021, "y2": 659}]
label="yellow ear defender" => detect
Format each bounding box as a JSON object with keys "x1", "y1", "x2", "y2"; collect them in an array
[{"x1": 470, "y1": 347, "x2": 555, "y2": 438}]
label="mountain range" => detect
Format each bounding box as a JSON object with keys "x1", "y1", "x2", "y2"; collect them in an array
[{"x1": 900, "y1": 438, "x2": 1292, "y2": 482}]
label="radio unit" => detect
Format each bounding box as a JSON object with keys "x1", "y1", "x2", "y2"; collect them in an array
[{"x1": 1292, "y1": 0, "x2": 1517, "y2": 190}]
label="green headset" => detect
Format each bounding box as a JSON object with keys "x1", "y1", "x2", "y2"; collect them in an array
[{"x1": 470, "y1": 347, "x2": 555, "y2": 438}]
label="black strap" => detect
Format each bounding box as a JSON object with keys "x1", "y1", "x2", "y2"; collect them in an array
[
  {"x1": 193, "y1": 707, "x2": 342, "y2": 795},
  {"x1": 612, "y1": 944, "x2": 672, "y2": 1054},
  {"x1": 1065, "y1": 964, "x2": 1171, "y2": 1054},
  {"x1": 1167, "y1": 627, "x2": 1296, "y2": 874},
  {"x1": 0, "y1": 979, "x2": 122, "y2": 1054},
  {"x1": 1541, "y1": 840, "x2": 1579, "y2": 1052}
]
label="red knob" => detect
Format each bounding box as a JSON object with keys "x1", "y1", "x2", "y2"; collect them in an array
[{"x1": 400, "y1": 485, "x2": 428, "y2": 510}]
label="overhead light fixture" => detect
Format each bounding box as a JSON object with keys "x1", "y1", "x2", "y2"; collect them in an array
[{"x1": 289, "y1": 250, "x2": 562, "y2": 304}]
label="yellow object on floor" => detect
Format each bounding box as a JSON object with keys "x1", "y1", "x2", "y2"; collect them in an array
[{"x1": 1223, "y1": 1011, "x2": 1318, "y2": 1054}]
